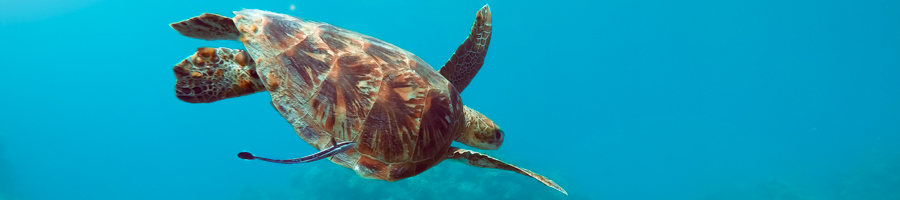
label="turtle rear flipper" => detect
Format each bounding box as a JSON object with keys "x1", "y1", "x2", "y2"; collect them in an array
[
  {"x1": 447, "y1": 147, "x2": 567, "y2": 195},
  {"x1": 439, "y1": 4, "x2": 492, "y2": 93},
  {"x1": 171, "y1": 13, "x2": 241, "y2": 41}
]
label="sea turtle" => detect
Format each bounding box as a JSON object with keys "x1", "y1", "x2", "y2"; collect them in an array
[{"x1": 169, "y1": 4, "x2": 567, "y2": 195}]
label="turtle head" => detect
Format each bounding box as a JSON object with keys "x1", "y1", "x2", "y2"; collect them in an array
[
  {"x1": 173, "y1": 47, "x2": 265, "y2": 103},
  {"x1": 456, "y1": 106, "x2": 505, "y2": 150}
]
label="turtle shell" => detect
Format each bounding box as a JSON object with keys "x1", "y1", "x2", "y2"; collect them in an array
[{"x1": 232, "y1": 9, "x2": 466, "y2": 181}]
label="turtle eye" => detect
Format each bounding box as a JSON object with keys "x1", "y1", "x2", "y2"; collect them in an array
[
  {"x1": 493, "y1": 129, "x2": 503, "y2": 141},
  {"x1": 235, "y1": 50, "x2": 252, "y2": 66}
]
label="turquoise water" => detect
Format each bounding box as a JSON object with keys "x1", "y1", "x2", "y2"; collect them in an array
[{"x1": 1, "y1": 0, "x2": 899, "y2": 199}]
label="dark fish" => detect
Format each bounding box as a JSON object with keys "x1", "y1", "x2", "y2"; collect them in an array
[{"x1": 238, "y1": 138, "x2": 355, "y2": 164}]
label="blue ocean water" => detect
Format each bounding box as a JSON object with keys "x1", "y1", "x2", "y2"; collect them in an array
[{"x1": 1, "y1": 0, "x2": 899, "y2": 199}]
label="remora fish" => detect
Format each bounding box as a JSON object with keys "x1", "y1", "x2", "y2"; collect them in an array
[{"x1": 238, "y1": 138, "x2": 356, "y2": 164}]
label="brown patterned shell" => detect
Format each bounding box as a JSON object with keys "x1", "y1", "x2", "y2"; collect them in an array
[{"x1": 232, "y1": 9, "x2": 465, "y2": 181}]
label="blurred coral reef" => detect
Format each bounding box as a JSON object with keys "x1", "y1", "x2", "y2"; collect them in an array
[
  {"x1": 233, "y1": 152, "x2": 900, "y2": 200},
  {"x1": 697, "y1": 153, "x2": 900, "y2": 200},
  {"x1": 761, "y1": 179, "x2": 809, "y2": 200},
  {"x1": 839, "y1": 154, "x2": 900, "y2": 200},
  {"x1": 232, "y1": 158, "x2": 589, "y2": 200},
  {"x1": 0, "y1": 136, "x2": 24, "y2": 200}
]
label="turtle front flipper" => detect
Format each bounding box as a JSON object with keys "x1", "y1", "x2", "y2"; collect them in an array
[
  {"x1": 173, "y1": 47, "x2": 265, "y2": 103},
  {"x1": 438, "y1": 4, "x2": 492, "y2": 93},
  {"x1": 170, "y1": 13, "x2": 240, "y2": 41},
  {"x1": 447, "y1": 147, "x2": 568, "y2": 195}
]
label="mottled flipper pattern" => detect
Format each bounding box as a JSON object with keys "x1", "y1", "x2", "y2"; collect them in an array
[
  {"x1": 438, "y1": 4, "x2": 492, "y2": 93},
  {"x1": 170, "y1": 13, "x2": 241, "y2": 41},
  {"x1": 447, "y1": 147, "x2": 567, "y2": 195}
]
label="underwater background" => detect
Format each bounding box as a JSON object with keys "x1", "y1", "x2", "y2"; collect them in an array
[{"x1": 1, "y1": 0, "x2": 899, "y2": 199}]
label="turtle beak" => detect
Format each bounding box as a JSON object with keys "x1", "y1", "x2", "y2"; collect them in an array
[
  {"x1": 172, "y1": 59, "x2": 207, "y2": 103},
  {"x1": 174, "y1": 75, "x2": 218, "y2": 103},
  {"x1": 175, "y1": 87, "x2": 204, "y2": 103}
]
